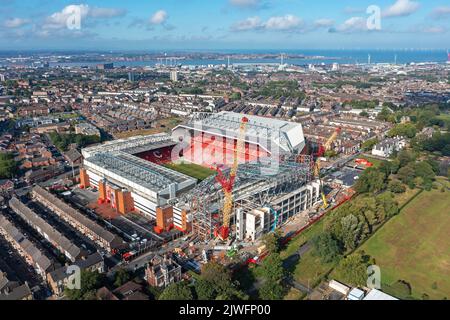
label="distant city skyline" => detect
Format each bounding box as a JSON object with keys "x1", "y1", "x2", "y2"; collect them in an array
[{"x1": 0, "y1": 0, "x2": 449, "y2": 50}]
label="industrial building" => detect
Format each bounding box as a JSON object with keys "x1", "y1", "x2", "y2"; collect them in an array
[
  {"x1": 9, "y1": 197, "x2": 84, "y2": 263},
  {"x1": 79, "y1": 112, "x2": 321, "y2": 241},
  {"x1": 32, "y1": 186, "x2": 123, "y2": 252}
]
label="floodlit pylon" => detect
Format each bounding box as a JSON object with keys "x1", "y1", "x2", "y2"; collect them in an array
[{"x1": 215, "y1": 116, "x2": 249, "y2": 240}]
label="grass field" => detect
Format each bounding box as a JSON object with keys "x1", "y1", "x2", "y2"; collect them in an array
[
  {"x1": 358, "y1": 187, "x2": 450, "y2": 299},
  {"x1": 164, "y1": 162, "x2": 216, "y2": 181}
]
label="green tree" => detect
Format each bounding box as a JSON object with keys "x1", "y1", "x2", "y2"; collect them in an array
[
  {"x1": 334, "y1": 253, "x2": 368, "y2": 287},
  {"x1": 194, "y1": 278, "x2": 217, "y2": 300},
  {"x1": 0, "y1": 153, "x2": 18, "y2": 179},
  {"x1": 64, "y1": 270, "x2": 104, "y2": 300},
  {"x1": 114, "y1": 268, "x2": 131, "y2": 288},
  {"x1": 397, "y1": 150, "x2": 415, "y2": 168},
  {"x1": 311, "y1": 233, "x2": 342, "y2": 263},
  {"x1": 261, "y1": 231, "x2": 281, "y2": 254},
  {"x1": 361, "y1": 138, "x2": 379, "y2": 152},
  {"x1": 159, "y1": 282, "x2": 193, "y2": 300},
  {"x1": 397, "y1": 165, "x2": 415, "y2": 186},
  {"x1": 258, "y1": 279, "x2": 285, "y2": 300},
  {"x1": 201, "y1": 262, "x2": 233, "y2": 294},
  {"x1": 259, "y1": 253, "x2": 285, "y2": 282},
  {"x1": 388, "y1": 180, "x2": 406, "y2": 194},
  {"x1": 354, "y1": 167, "x2": 387, "y2": 194}
]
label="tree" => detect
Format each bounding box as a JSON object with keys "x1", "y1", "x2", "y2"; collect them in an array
[
  {"x1": 311, "y1": 233, "x2": 342, "y2": 263},
  {"x1": 359, "y1": 111, "x2": 369, "y2": 118},
  {"x1": 397, "y1": 165, "x2": 415, "y2": 186},
  {"x1": 261, "y1": 231, "x2": 281, "y2": 254},
  {"x1": 388, "y1": 123, "x2": 417, "y2": 139},
  {"x1": 64, "y1": 270, "x2": 103, "y2": 300},
  {"x1": 159, "y1": 282, "x2": 193, "y2": 300},
  {"x1": 339, "y1": 214, "x2": 366, "y2": 251},
  {"x1": 0, "y1": 153, "x2": 18, "y2": 179},
  {"x1": 259, "y1": 253, "x2": 285, "y2": 282},
  {"x1": 114, "y1": 268, "x2": 131, "y2": 288},
  {"x1": 375, "y1": 192, "x2": 399, "y2": 219},
  {"x1": 354, "y1": 167, "x2": 387, "y2": 194},
  {"x1": 361, "y1": 138, "x2": 379, "y2": 152},
  {"x1": 334, "y1": 253, "x2": 368, "y2": 287},
  {"x1": 201, "y1": 262, "x2": 233, "y2": 294},
  {"x1": 194, "y1": 278, "x2": 216, "y2": 300},
  {"x1": 397, "y1": 150, "x2": 415, "y2": 168},
  {"x1": 258, "y1": 279, "x2": 285, "y2": 300},
  {"x1": 388, "y1": 180, "x2": 406, "y2": 194}
]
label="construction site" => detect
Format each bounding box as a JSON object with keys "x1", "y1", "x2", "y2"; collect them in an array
[{"x1": 78, "y1": 111, "x2": 350, "y2": 265}]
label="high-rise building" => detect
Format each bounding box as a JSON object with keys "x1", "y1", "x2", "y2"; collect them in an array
[
  {"x1": 128, "y1": 72, "x2": 135, "y2": 82},
  {"x1": 0, "y1": 74, "x2": 5, "y2": 82},
  {"x1": 96, "y1": 63, "x2": 114, "y2": 70},
  {"x1": 170, "y1": 70, "x2": 178, "y2": 82}
]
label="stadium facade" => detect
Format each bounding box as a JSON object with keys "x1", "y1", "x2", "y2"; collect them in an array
[{"x1": 80, "y1": 112, "x2": 321, "y2": 240}]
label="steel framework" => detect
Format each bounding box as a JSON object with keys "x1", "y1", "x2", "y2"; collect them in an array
[{"x1": 177, "y1": 155, "x2": 313, "y2": 241}]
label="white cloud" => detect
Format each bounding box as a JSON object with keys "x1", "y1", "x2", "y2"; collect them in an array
[
  {"x1": 383, "y1": 0, "x2": 420, "y2": 18},
  {"x1": 3, "y1": 18, "x2": 30, "y2": 28},
  {"x1": 231, "y1": 14, "x2": 302, "y2": 32},
  {"x1": 314, "y1": 19, "x2": 334, "y2": 28},
  {"x1": 150, "y1": 10, "x2": 168, "y2": 25},
  {"x1": 43, "y1": 4, "x2": 125, "y2": 30},
  {"x1": 265, "y1": 15, "x2": 302, "y2": 30},
  {"x1": 44, "y1": 4, "x2": 89, "y2": 29},
  {"x1": 330, "y1": 17, "x2": 367, "y2": 33},
  {"x1": 430, "y1": 6, "x2": 450, "y2": 19},
  {"x1": 89, "y1": 7, "x2": 126, "y2": 18},
  {"x1": 231, "y1": 16, "x2": 262, "y2": 31},
  {"x1": 229, "y1": 0, "x2": 260, "y2": 7}
]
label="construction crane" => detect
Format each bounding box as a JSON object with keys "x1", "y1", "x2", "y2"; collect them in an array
[
  {"x1": 314, "y1": 128, "x2": 341, "y2": 209},
  {"x1": 215, "y1": 116, "x2": 249, "y2": 240}
]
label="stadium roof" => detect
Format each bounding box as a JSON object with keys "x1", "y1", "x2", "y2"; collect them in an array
[
  {"x1": 82, "y1": 133, "x2": 197, "y2": 198},
  {"x1": 82, "y1": 133, "x2": 176, "y2": 158},
  {"x1": 173, "y1": 111, "x2": 305, "y2": 154}
]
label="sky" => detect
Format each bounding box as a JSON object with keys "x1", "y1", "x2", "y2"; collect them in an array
[{"x1": 0, "y1": 0, "x2": 449, "y2": 51}]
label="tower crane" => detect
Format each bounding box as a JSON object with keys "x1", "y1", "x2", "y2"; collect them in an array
[
  {"x1": 314, "y1": 127, "x2": 341, "y2": 209},
  {"x1": 215, "y1": 116, "x2": 249, "y2": 240}
]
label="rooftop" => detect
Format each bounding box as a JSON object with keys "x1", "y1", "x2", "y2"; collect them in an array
[{"x1": 175, "y1": 111, "x2": 306, "y2": 154}]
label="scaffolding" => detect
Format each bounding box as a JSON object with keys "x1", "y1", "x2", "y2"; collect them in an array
[{"x1": 178, "y1": 158, "x2": 313, "y2": 241}]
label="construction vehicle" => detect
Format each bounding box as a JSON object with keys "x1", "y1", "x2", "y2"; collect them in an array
[
  {"x1": 314, "y1": 128, "x2": 341, "y2": 209},
  {"x1": 215, "y1": 116, "x2": 249, "y2": 240}
]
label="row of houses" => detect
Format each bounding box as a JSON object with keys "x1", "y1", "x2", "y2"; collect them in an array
[
  {"x1": 0, "y1": 215, "x2": 56, "y2": 278},
  {"x1": 31, "y1": 186, "x2": 124, "y2": 252},
  {"x1": 9, "y1": 197, "x2": 85, "y2": 263}
]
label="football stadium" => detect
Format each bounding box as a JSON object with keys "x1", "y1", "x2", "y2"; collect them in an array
[{"x1": 80, "y1": 112, "x2": 320, "y2": 241}]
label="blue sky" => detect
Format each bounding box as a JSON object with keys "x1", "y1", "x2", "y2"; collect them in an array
[{"x1": 0, "y1": 0, "x2": 449, "y2": 50}]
